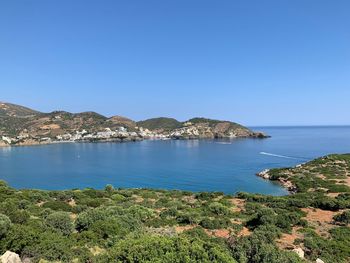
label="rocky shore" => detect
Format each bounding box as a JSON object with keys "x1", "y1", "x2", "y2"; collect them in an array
[{"x1": 256, "y1": 168, "x2": 298, "y2": 194}]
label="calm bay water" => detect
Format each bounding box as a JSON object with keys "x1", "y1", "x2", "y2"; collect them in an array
[{"x1": 0, "y1": 126, "x2": 350, "y2": 195}]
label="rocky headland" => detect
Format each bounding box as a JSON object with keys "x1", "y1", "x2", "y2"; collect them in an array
[
  {"x1": 0, "y1": 102, "x2": 268, "y2": 147},
  {"x1": 257, "y1": 154, "x2": 350, "y2": 195}
]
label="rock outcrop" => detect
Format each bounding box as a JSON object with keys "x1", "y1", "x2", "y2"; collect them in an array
[
  {"x1": 293, "y1": 248, "x2": 304, "y2": 259},
  {"x1": 256, "y1": 169, "x2": 298, "y2": 193},
  {"x1": 0, "y1": 251, "x2": 22, "y2": 263}
]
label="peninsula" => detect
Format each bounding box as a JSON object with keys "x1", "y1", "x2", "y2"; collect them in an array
[{"x1": 0, "y1": 102, "x2": 267, "y2": 147}]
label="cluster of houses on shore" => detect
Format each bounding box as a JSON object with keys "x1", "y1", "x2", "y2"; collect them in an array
[
  {"x1": 55, "y1": 127, "x2": 170, "y2": 142},
  {"x1": 0, "y1": 126, "x2": 170, "y2": 146}
]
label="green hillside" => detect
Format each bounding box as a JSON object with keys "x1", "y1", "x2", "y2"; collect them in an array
[
  {"x1": 188, "y1": 117, "x2": 248, "y2": 130},
  {"x1": 137, "y1": 117, "x2": 182, "y2": 131}
]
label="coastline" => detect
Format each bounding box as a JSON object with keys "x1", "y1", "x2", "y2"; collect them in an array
[
  {"x1": 256, "y1": 154, "x2": 350, "y2": 195},
  {"x1": 256, "y1": 168, "x2": 298, "y2": 194},
  {"x1": 0, "y1": 134, "x2": 268, "y2": 148}
]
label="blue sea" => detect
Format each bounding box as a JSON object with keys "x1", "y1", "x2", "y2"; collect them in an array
[{"x1": 1, "y1": 126, "x2": 350, "y2": 195}]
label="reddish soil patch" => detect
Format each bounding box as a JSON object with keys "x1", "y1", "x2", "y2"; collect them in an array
[
  {"x1": 230, "y1": 198, "x2": 246, "y2": 213},
  {"x1": 40, "y1": 124, "x2": 61, "y2": 130},
  {"x1": 277, "y1": 227, "x2": 303, "y2": 249},
  {"x1": 302, "y1": 208, "x2": 336, "y2": 223},
  {"x1": 205, "y1": 229, "x2": 231, "y2": 239},
  {"x1": 301, "y1": 208, "x2": 342, "y2": 237},
  {"x1": 237, "y1": 227, "x2": 251, "y2": 237},
  {"x1": 176, "y1": 226, "x2": 232, "y2": 239}
]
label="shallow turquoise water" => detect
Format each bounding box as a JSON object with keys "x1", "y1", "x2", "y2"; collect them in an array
[{"x1": 0, "y1": 126, "x2": 349, "y2": 195}]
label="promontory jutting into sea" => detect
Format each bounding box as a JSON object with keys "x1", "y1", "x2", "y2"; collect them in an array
[{"x1": 0, "y1": 102, "x2": 267, "y2": 147}]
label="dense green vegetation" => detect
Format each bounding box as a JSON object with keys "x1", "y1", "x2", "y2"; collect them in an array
[
  {"x1": 188, "y1": 118, "x2": 245, "y2": 130},
  {"x1": 0, "y1": 154, "x2": 349, "y2": 262},
  {"x1": 268, "y1": 154, "x2": 350, "y2": 194},
  {"x1": 136, "y1": 117, "x2": 182, "y2": 131},
  {"x1": 136, "y1": 117, "x2": 251, "y2": 133}
]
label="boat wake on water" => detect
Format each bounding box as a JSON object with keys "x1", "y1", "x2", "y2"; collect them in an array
[{"x1": 259, "y1": 152, "x2": 310, "y2": 161}]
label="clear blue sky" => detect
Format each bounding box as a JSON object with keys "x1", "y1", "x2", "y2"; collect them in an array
[{"x1": 1, "y1": 1, "x2": 349, "y2": 126}]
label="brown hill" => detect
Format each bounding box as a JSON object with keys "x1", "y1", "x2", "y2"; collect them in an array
[{"x1": 0, "y1": 102, "x2": 267, "y2": 142}]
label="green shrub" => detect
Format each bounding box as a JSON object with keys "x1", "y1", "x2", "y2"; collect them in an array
[
  {"x1": 8, "y1": 210, "x2": 30, "y2": 224},
  {"x1": 111, "y1": 193, "x2": 126, "y2": 202},
  {"x1": 176, "y1": 212, "x2": 200, "y2": 225},
  {"x1": 208, "y1": 202, "x2": 230, "y2": 216},
  {"x1": 77, "y1": 197, "x2": 105, "y2": 208},
  {"x1": 75, "y1": 209, "x2": 107, "y2": 231},
  {"x1": 22, "y1": 231, "x2": 75, "y2": 262},
  {"x1": 82, "y1": 188, "x2": 106, "y2": 199},
  {"x1": 127, "y1": 205, "x2": 154, "y2": 222},
  {"x1": 98, "y1": 234, "x2": 236, "y2": 263},
  {"x1": 246, "y1": 208, "x2": 277, "y2": 228},
  {"x1": 333, "y1": 210, "x2": 350, "y2": 224},
  {"x1": 200, "y1": 217, "x2": 231, "y2": 230},
  {"x1": 53, "y1": 191, "x2": 74, "y2": 202},
  {"x1": 42, "y1": 201, "x2": 72, "y2": 212},
  {"x1": 89, "y1": 218, "x2": 124, "y2": 241},
  {"x1": 0, "y1": 224, "x2": 39, "y2": 254},
  {"x1": 18, "y1": 200, "x2": 31, "y2": 210},
  {"x1": 45, "y1": 211, "x2": 73, "y2": 235},
  {"x1": 0, "y1": 213, "x2": 11, "y2": 237},
  {"x1": 105, "y1": 184, "x2": 114, "y2": 194},
  {"x1": 229, "y1": 226, "x2": 301, "y2": 263},
  {"x1": 160, "y1": 207, "x2": 178, "y2": 218},
  {"x1": 195, "y1": 192, "x2": 222, "y2": 201},
  {"x1": 303, "y1": 231, "x2": 350, "y2": 262}
]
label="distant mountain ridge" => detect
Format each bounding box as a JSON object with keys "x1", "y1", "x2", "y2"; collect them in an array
[{"x1": 0, "y1": 102, "x2": 268, "y2": 146}]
